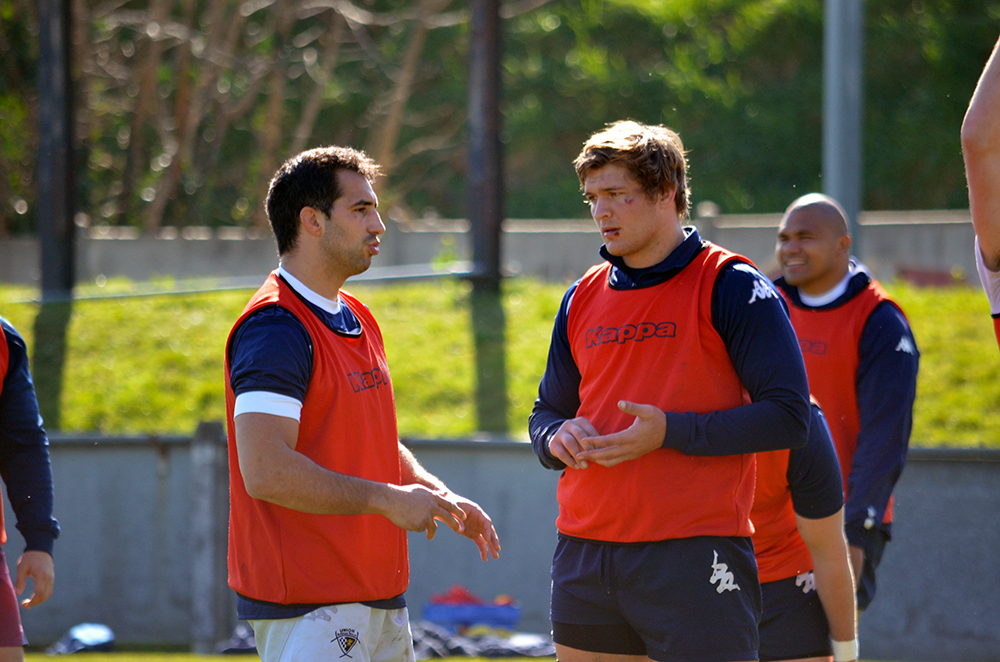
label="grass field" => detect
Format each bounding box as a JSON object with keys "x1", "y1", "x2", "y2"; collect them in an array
[{"x1": 1, "y1": 276, "x2": 998, "y2": 446}]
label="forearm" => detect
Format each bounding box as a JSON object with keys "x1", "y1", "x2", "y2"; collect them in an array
[
  {"x1": 2, "y1": 443, "x2": 58, "y2": 554},
  {"x1": 849, "y1": 306, "x2": 918, "y2": 528},
  {"x1": 796, "y1": 512, "x2": 857, "y2": 644},
  {"x1": 235, "y1": 413, "x2": 404, "y2": 517},
  {"x1": 241, "y1": 436, "x2": 401, "y2": 516},
  {"x1": 662, "y1": 395, "x2": 808, "y2": 456},
  {"x1": 399, "y1": 442, "x2": 447, "y2": 492},
  {"x1": 812, "y1": 549, "x2": 858, "y2": 643}
]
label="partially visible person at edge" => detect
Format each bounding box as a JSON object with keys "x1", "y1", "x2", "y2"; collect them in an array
[
  {"x1": 0, "y1": 317, "x2": 59, "y2": 662},
  {"x1": 529, "y1": 120, "x2": 811, "y2": 662},
  {"x1": 775, "y1": 193, "x2": 919, "y2": 612},
  {"x1": 962, "y1": 31, "x2": 1000, "y2": 347},
  {"x1": 754, "y1": 400, "x2": 857, "y2": 662},
  {"x1": 225, "y1": 146, "x2": 500, "y2": 662}
]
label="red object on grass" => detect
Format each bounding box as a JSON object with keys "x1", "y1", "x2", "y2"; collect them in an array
[{"x1": 429, "y1": 584, "x2": 487, "y2": 605}]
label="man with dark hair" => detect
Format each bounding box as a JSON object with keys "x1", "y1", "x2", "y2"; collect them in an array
[
  {"x1": 963, "y1": 32, "x2": 1000, "y2": 347},
  {"x1": 0, "y1": 317, "x2": 59, "y2": 662},
  {"x1": 774, "y1": 193, "x2": 919, "y2": 613},
  {"x1": 225, "y1": 146, "x2": 500, "y2": 662},
  {"x1": 529, "y1": 120, "x2": 812, "y2": 662}
]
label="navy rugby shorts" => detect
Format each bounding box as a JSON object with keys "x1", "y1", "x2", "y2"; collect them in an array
[
  {"x1": 550, "y1": 535, "x2": 761, "y2": 662},
  {"x1": 758, "y1": 572, "x2": 831, "y2": 662}
]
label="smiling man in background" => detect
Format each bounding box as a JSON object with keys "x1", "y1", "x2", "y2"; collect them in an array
[{"x1": 774, "y1": 194, "x2": 919, "y2": 613}]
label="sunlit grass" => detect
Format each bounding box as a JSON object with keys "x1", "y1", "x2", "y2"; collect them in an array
[{"x1": 2, "y1": 278, "x2": 999, "y2": 447}]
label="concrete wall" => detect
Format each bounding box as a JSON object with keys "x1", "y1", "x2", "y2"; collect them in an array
[
  {"x1": 861, "y1": 449, "x2": 1000, "y2": 662},
  {"x1": 4, "y1": 432, "x2": 999, "y2": 660},
  {"x1": 0, "y1": 210, "x2": 980, "y2": 289}
]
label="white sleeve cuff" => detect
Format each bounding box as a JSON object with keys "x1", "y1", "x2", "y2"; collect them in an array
[
  {"x1": 976, "y1": 237, "x2": 1000, "y2": 315},
  {"x1": 234, "y1": 391, "x2": 302, "y2": 421}
]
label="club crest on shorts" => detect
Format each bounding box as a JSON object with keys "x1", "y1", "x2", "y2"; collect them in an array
[{"x1": 333, "y1": 628, "x2": 360, "y2": 657}]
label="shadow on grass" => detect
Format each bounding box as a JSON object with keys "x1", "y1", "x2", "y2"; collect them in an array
[
  {"x1": 471, "y1": 280, "x2": 509, "y2": 435},
  {"x1": 31, "y1": 299, "x2": 72, "y2": 430}
]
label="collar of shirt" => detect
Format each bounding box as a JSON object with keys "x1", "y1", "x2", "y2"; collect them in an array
[
  {"x1": 277, "y1": 265, "x2": 343, "y2": 315},
  {"x1": 602, "y1": 225, "x2": 706, "y2": 290},
  {"x1": 276, "y1": 265, "x2": 362, "y2": 336},
  {"x1": 777, "y1": 259, "x2": 874, "y2": 310}
]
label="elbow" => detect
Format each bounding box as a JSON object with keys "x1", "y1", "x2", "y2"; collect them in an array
[
  {"x1": 239, "y1": 461, "x2": 282, "y2": 502},
  {"x1": 241, "y1": 472, "x2": 271, "y2": 502},
  {"x1": 786, "y1": 398, "x2": 810, "y2": 450},
  {"x1": 961, "y1": 116, "x2": 1000, "y2": 163}
]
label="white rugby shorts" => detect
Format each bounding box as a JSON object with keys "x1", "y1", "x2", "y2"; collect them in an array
[{"x1": 252, "y1": 603, "x2": 415, "y2": 662}]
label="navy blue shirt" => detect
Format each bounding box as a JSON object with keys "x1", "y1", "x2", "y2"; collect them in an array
[
  {"x1": 788, "y1": 404, "x2": 845, "y2": 520},
  {"x1": 775, "y1": 265, "x2": 919, "y2": 547},
  {"x1": 0, "y1": 317, "x2": 59, "y2": 555},
  {"x1": 529, "y1": 227, "x2": 811, "y2": 470}
]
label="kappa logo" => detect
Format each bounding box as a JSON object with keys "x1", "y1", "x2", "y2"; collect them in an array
[
  {"x1": 799, "y1": 339, "x2": 827, "y2": 356},
  {"x1": 585, "y1": 322, "x2": 676, "y2": 348},
  {"x1": 795, "y1": 571, "x2": 816, "y2": 594},
  {"x1": 347, "y1": 361, "x2": 390, "y2": 393},
  {"x1": 747, "y1": 277, "x2": 779, "y2": 305},
  {"x1": 709, "y1": 550, "x2": 741, "y2": 593},
  {"x1": 333, "y1": 628, "x2": 360, "y2": 658},
  {"x1": 895, "y1": 335, "x2": 917, "y2": 355}
]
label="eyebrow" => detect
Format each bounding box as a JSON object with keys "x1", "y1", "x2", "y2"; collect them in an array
[{"x1": 584, "y1": 184, "x2": 628, "y2": 196}]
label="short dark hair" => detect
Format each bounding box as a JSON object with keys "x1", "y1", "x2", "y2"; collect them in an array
[
  {"x1": 574, "y1": 120, "x2": 691, "y2": 219},
  {"x1": 265, "y1": 146, "x2": 381, "y2": 255}
]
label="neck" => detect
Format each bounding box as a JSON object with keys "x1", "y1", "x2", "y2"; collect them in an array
[
  {"x1": 798, "y1": 263, "x2": 852, "y2": 298},
  {"x1": 623, "y1": 221, "x2": 687, "y2": 269},
  {"x1": 279, "y1": 252, "x2": 345, "y2": 299}
]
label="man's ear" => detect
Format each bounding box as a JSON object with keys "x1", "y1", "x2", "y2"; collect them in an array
[
  {"x1": 838, "y1": 234, "x2": 852, "y2": 256},
  {"x1": 658, "y1": 186, "x2": 677, "y2": 209},
  {"x1": 299, "y1": 206, "x2": 324, "y2": 238}
]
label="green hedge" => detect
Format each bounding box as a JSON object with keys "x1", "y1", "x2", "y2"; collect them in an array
[{"x1": 2, "y1": 278, "x2": 997, "y2": 447}]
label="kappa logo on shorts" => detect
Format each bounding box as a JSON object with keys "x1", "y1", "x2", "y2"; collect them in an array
[
  {"x1": 333, "y1": 628, "x2": 360, "y2": 658},
  {"x1": 709, "y1": 550, "x2": 741, "y2": 594},
  {"x1": 795, "y1": 571, "x2": 817, "y2": 594}
]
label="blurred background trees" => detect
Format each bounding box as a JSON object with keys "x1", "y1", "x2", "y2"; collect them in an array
[{"x1": 2, "y1": 0, "x2": 999, "y2": 236}]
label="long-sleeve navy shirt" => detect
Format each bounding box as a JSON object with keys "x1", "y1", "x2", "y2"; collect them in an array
[
  {"x1": 775, "y1": 265, "x2": 919, "y2": 547},
  {"x1": 529, "y1": 227, "x2": 811, "y2": 469},
  {"x1": 0, "y1": 317, "x2": 59, "y2": 555}
]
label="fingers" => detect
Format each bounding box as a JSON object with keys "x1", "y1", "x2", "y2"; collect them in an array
[
  {"x1": 433, "y1": 494, "x2": 468, "y2": 534},
  {"x1": 15, "y1": 552, "x2": 54, "y2": 609},
  {"x1": 550, "y1": 417, "x2": 600, "y2": 469},
  {"x1": 575, "y1": 445, "x2": 627, "y2": 468},
  {"x1": 617, "y1": 400, "x2": 658, "y2": 419}
]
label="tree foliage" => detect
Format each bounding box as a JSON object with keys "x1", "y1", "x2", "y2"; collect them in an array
[{"x1": 1, "y1": 0, "x2": 999, "y2": 235}]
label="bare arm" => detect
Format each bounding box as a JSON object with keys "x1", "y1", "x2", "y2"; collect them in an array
[
  {"x1": 795, "y1": 508, "x2": 857, "y2": 652},
  {"x1": 234, "y1": 413, "x2": 466, "y2": 538},
  {"x1": 963, "y1": 33, "x2": 1000, "y2": 270},
  {"x1": 399, "y1": 442, "x2": 501, "y2": 561}
]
